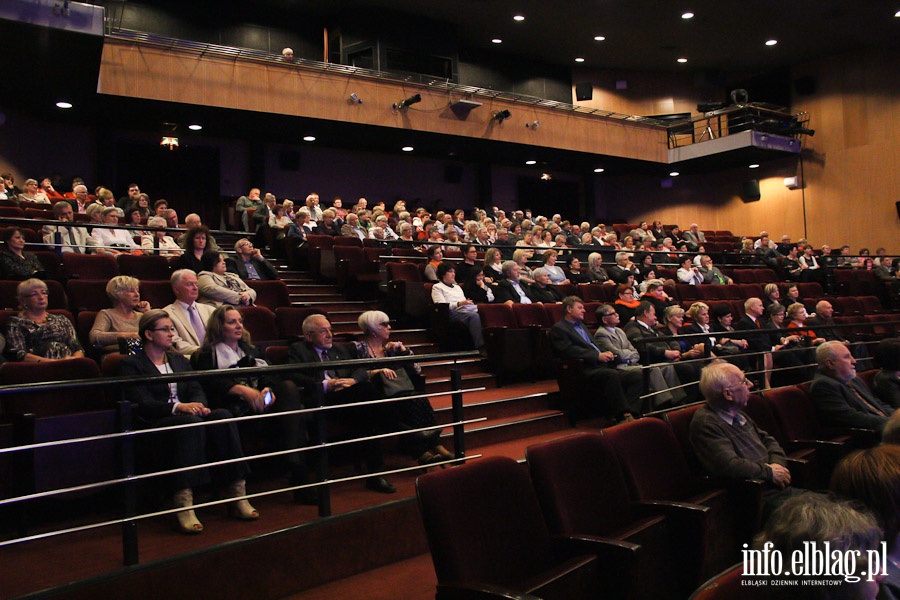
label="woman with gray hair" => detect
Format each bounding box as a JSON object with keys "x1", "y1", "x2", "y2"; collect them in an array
[
  {"x1": 89, "y1": 275, "x2": 152, "y2": 356},
  {"x1": 354, "y1": 310, "x2": 451, "y2": 465},
  {"x1": 141, "y1": 216, "x2": 182, "y2": 256},
  {"x1": 5, "y1": 279, "x2": 83, "y2": 362},
  {"x1": 92, "y1": 206, "x2": 140, "y2": 255}
]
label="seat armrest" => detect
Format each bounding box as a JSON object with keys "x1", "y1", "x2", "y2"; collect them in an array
[{"x1": 436, "y1": 582, "x2": 542, "y2": 600}]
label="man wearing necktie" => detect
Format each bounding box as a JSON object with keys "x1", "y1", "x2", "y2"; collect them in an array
[
  {"x1": 42, "y1": 201, "x2": 91, "y2": 254},
  {"x1": 810, "y1": 341, "x2": 895, "y2": 437},
  {"x1": 549, "y1": 296, "x2": 644, "y2": 423},
  {"x1": 287, "y1": 314, "x2": 396, "y2": 494},
  {"x1": 164, "y1": 269, "x2": 214, "y2": 356}
]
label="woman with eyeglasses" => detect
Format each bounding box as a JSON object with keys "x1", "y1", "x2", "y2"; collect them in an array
[
  {"x1": 613, "y1": 283, "x2": 640, "y2": 323},
  {"x1": 354, "y1": 310, "x2": 451, "y2": 465},
  {"x1": 119, "y1": 310, "x2": 253, "y2": 534},
  {"x1": 5, "y1": 278, "x2": 83, "y2": 362}
]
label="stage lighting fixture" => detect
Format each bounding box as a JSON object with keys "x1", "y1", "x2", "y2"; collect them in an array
[
  {"x1": 492, "y1": 109, "x2": 512, "y2": 124},
  {"x1": 349, "y1": 93, "x2": 362, "y2": 104},
  {"x1": 526, "y1": 120, "x2": 540, "y2": 129},
  {"x1": 393, "y1": 94, "x2": 422, "y2": 112}
]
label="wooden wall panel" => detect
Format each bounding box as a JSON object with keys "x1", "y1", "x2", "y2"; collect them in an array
[{"x1": 98, "y1": 40, "x2": 668, "y2": 163}]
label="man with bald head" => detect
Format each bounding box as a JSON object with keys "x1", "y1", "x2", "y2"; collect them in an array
[
  {"x1": 178, "y1": 213, "x2": 219, "y2": 251},
  {"x1": 809, "y1": 341, "x2": 894, "y2": 435}
]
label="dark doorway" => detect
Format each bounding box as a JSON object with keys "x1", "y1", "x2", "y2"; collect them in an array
[
  {"x1": 516, "y1": 177, "x2": 581, "y2": 219},
  {"x1": 114, "y1": 141, "x2": 221, "y2": 226}
]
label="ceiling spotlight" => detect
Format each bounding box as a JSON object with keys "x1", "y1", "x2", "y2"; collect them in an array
[
  {"x1": 682, "y1": 12, "x2": 694, "y2": 19},
  {"x1": 765, "y1": 39, "x2": 778, "y2": 46},
  {"x1": 525, "y1": 160, "x2": 537, "y2": 165},
  {"x1": 749, "y1": 164, "x2": 760, "y2": 169},
  {"x1": 349, "y1": 93, "x2": 362, "y2": 104},
  {"x1": 677, "y1": 58, "x2": 688, "y2": 63},
  {"x1": 491, "y1": 38, "x2": 503, "y2": 44},
  {"x1": 513, "y1": 15, "x2": 525, "y2": 21},
  {"x1": 55, "y1": 101, "x2": 72, "y2": 109},
  {"x1": 393, "y1": 93, "x2": 422, "y2": 112},
  {"x1": 526, "y1": 120, "x2": 540, "y2": 129},
  {"x1": 492, "y1": 109, "x2": 512, "y2": 124},
  {"x1": 669, "y1": 171, "x2": 680, "y2": 177},
  {"x1": 594, "y1": 35, "x2": 606, "y2": 41},
  {"x1": 575, "y1": 57, "x2": 585, "y2": 63},
  {"x1": 895, "y1": 9, "x2": 900, "y2": 17},
  {"x1": 188, "y1": 124, "x2": 202, "y2": 131},
  {"x1": 401, "y1": 146, "x2": 414, "y2": 152},
  {"x1": 593, "y1": 168, "x2": 605, "y2": 173},
  {"x1": 303, "y1": 135, "x2": 316, "y2": 142}
]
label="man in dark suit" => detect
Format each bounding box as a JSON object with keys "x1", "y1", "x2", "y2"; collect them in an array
[
  {"x1": 494, "y1": 261, "x2": 538, "y2": 304},
  {"x1": 314, "y1": 209, "x2": 342, "y2": 237},
  {"x1": 809, "y1": 341, "x2": 894, "y2": 436},
  {"x1": 608, "y1": 251, "x2": 640, "y2": 285},
  {"x1": 807, "y1": 300, "x2": 871, "y2": 365},
  {"x1": 228, "y1": 238, "x2": 279, "y2": 281},
  {"x1": 549, "y1": 296, "x2": 643, "y2": 422},
  {"x1": 287, "y1": 314, "x2": 396, "y2": 494}
]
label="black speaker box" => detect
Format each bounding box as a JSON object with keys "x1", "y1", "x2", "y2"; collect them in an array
[
  {"x1": 741, "y1": 179, "x2": 761, "y2": 202},
  {"x1": 575, "y1": 82, "x2": 593, "y2": 101}
]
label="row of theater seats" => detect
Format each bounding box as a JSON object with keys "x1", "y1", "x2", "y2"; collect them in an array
[{"x1": 417, "y1": 374, "x2": 880, "y2": 600}]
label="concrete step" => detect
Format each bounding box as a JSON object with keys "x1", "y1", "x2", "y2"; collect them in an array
[
  {"x1": 291, "y1": 294, "x2": 347, "y2": 303},
  {"x1": 293, "y1": 300, "x2": 380, "y2": 312},
  {"x1": 419, "y1": 358, "x2": 486, "y2": 380},
  {"x1": 287, "y1": 284, "x2": 341, "y2": 295},
  {"x1": 433, "y1": 392, "x2": 555, "y2": 426}
]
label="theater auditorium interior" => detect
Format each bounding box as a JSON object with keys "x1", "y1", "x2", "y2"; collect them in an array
[{"x1": 0, "y1": 0, "x2": 899, "y2": 598}]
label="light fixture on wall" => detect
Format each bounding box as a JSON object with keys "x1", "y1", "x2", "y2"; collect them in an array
[
  {"x1": 784, "y1": 176, "x2": 801, "y2": 189},
  {"x1": 349, "y1": 93, "x2": 362, "y2": 104},
  {"x1": 392, "y1": 94, "x2": 421, "y2": 112},
  {"x1": 492, "y1": 109, "x2": 512, "y2": 124},
  {"x1": 526, "y1": 120, "x2": 540, "y2": 129},
  {"x1": 160, "y1": 136, "x2": 179, "y2": 150}
]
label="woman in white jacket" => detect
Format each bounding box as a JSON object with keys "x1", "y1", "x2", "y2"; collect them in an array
[{"x1": 430, "y1": 263, "x2": 483, "y2": 349}]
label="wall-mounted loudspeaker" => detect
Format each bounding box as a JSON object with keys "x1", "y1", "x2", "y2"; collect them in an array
[
  {"x1": 741, "y1": 179, "x2": 761, "y2": 202},
  {"x1": 575, "y1": 82, "x2": 593, "y2": 101}
]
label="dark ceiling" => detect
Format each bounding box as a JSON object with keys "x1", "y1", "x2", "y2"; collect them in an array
[{"x1": 1, "y1": 1, "x2": 896, "y2": 178}]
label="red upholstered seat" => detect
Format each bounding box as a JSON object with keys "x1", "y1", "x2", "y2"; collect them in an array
[
  {"x1": 246, "y1": 279, "x2": 291, "y2": 310},
  {"x1": 62, "y1": 253, "x2": 119, "y2": 280},
  {"x1": 0, "y1": 279, "x2": 67, "y2": 310},
  {"x1": 66, "y1": 279, "x2": 110, "y2": 312},
  {"x1": 416, "y1": 456, "x2": 601, "y2": 599},
  {"x1": 136, "y1": 280, "x2": 176, "y2": 310},
  {"x1": 236, "y1": 306, "x2": 279, "y2": 345},
  {"x1": 0, "y1": 357, "x2": 105, "y2": 417},
  {"x1": 116, "y1": 254, "x2": 171, "y2": 280},
  {"x1": 527, "y1": 432, "x2": 698, "y2": 599},
  {"x1": 688, "y1": 564, "x2": 754, "y2": 600}
]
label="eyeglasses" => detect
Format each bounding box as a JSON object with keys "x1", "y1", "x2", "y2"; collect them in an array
[
  {"x1": 151, "y1": 327, "x2": 177, "y2": 333},
  {"x1": 601, "y1": 312, "x2": 616, "y2": 318},
  {"x1": 379, "y1": 322, "x2": 391, "y2": 327},
  {"x1": 726, "y1": 378, "x2": 752, "y2": 389}
]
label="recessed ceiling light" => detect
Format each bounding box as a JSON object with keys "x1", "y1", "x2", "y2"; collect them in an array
[
  {"x1": 669, "y1": 171, "x2": 680, "y2": 177},
  {"x1": 303, "y1": 135, "x2": 316, "y2": 142},
  {"x1": 188, "y1": 124, "x2": 202, "y2": 131},
  {"x1": 682, "y1": 12, "x2": 694, "y2": 19},
  {"x1": 593, "y1": 168, "x2": 605, "y2": 173},
  {"x1": 575, "y1": 57, "x2": 585, "y2": 63},
  {"x1": 677, "y1": 57, "x2": 688, "y2": 63},
  {"x1": 749, "y1": 163, "x2": 760, "y2": 169},
  {"x1": 513, "y1": 15, "x2": 525, "y2": 21},
  {"x1": 766, "y1": 39, "x2": 778, "y2": 46},
  {"x1": 594, "y1": 35, "x2": 606, "y2": 41},
  {"x1": 895, "y1": 9, "x2": 900, "y2": 16},
  {"x1": 491, "y1": 38, "x2": 502, "y2": 44},
  {"x1": 525, "y1": 160, "x2": 537, "y2": 165},
  {"x1": 402, "y1": 146, "x2": 414, "y2": 152},
  {"x1": 55, "y1": 101, "x2": 72, "y2": 109}
]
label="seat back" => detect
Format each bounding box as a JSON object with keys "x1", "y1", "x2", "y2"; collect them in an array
[
  {"x1": 513, "y1": 303, "x2": 552, "y2": 328},
  {"x1": 246, "y1": 279, "x2": 291, "y2": 310},
  {"x1": 602, "y1": 417, "x2": 694, "y2": 501},
  {"x1": 477, "y1": 303, "x2": 517, "y2": 328},
  {"x1": 762, "y1": 385, "x2": 821, "y2": 441},
  {"x1": 385, "y1": 261, "x2": 422, "y2": 283},
  {"x1": 236, "y1": 306, "x2": 279, "y2": 344},
  {"x1": 116, "y1": 254, "x2": 172, "y2": 280},
  {"x1": 416, "y1": 456, "x2": 557, "y2": 586},
  {"x1": 660, "y1": 402, "x2": 706, "y2": 475},
  {"x1": 527, "y1": 432, "x2": 636, "y2": 535},
  {"x1": 137, "y1": 280, "x2": 176, "y2": 310},
  {"x1": 689, "y1": 564, "x2": 755, "y2": 600},
  {"x1": 66, "y1": 279, "x2": 110, "y2": 312},
  {"x1": 332, "y1": 236, "x2": 362, "y2": 247},
  {"x1": 0, "y1": 358, "x2": 105, "y2": 417},
  {"x1": 62, "y1": 253, "x2": 119, "y2": 280}
]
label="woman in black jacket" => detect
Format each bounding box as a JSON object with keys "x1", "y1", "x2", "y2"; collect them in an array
[
  {"x1": 119, "y1": 310, "x2": 253, "y2": 534},
  {"x1": 191, "y1": 305, "x2": 316, "y2": 505}
]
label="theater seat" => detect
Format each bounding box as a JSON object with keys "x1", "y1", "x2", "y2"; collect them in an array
[
  {"x1": 688, "y1": 564, "x2": 755, "y2": 600},
  {"x1": 246, "y1": 279, "x2": 291, "y2": 310},
  {"x1": 116, "y1": 254, "x2": 171, "y2": 280},
  {"x1": 274, "y1": 306, "x2": 328, "y2": 342},
  {"x1": 478, "y1": 303, "x2": 537, "y2": 384},
  {"x1": 0, "y1": 357, "x2": 105, "y2": 417},
  {"x1": 62, "y1": 253, "x2": 119, "y2": 280},
  {"x1": 417, "y1": 456, "x2": 603, "y2": 600},
  {"x1": 527, "y1": 432, "x2": 698, "y2": 599},
  {"x1": 236, "y1": 306, "x2": 279, "y2": 346}
]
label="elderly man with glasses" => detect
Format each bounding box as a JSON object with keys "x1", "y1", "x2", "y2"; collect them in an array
[{"x1": 227, "y1": 238, "x2": 278, "y2": 281}]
